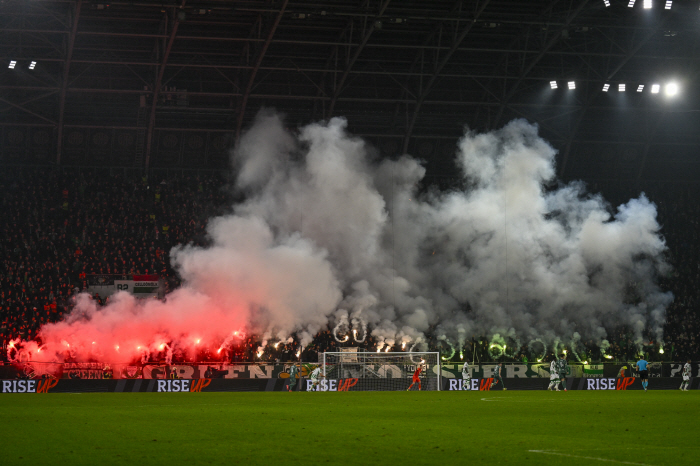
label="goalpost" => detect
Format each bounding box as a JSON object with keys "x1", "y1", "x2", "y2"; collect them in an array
[{"x1": 321, "y1": 351, "x2": 441, "y2": 391}]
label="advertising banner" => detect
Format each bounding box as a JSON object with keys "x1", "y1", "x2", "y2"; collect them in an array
[{"x1": 1, "y1": 377, "x2": 694, "y2": 393}]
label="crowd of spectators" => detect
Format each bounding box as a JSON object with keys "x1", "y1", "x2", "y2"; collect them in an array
[
  {"x1": 1, "y1": 167, "x2": 698, "y2": 364},
  {"x1": 0, "y1": 167, "x2": 228, "y2": 349}
]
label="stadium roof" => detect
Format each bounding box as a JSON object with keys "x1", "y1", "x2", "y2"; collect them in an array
[{"x1": 2, "y1": 0, "x2": 699, "y2": 182}]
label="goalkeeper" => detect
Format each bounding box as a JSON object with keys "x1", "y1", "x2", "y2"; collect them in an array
[
  {"x1": 490, "y1": 362, "x2": 506, "y2": 390},
  {"x1": 407, "y1": 365, "x2": 423, "y2": 391},
  {"x1": 547, "y1": 357, "x2": 560, "y2": 391},
  {"x1": 462, "y1": 360, "x2": 471, "y2": 390},
  {"x1": 310, "y1": 365, "x2": 324, "y2": 391},
  {"x1": 286, "y1": 364, "x2": 298, "y2": 392}
]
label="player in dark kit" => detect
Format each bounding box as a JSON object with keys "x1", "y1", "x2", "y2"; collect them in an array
[
  {"x1": 407, "y1": 365, "x2": 422, "y2": 391},
  {"x1": 490, "y1": 362, "x2": 506, "y2": 390},
  {"x1": 286, "y1": 364, "x2": 298, "y2": 392},
  {"x1": 557, "y1": 354, "x2": 569, "y2": 391}
]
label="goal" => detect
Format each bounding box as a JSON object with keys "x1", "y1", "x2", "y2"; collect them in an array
[{"x1": 321, "y1": 351, "x2": 441, "y2": 391}]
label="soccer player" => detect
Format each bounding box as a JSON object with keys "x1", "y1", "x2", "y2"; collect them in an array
[
  {"x1": 548, "y1": 357, "x2": 560, "y2": 391},
  {"x1": 310, "y1": 365, "x2": 324, "y2": 391},
  {"x1": 407, "y1": 364, "x2": 422, "y2": 391},
  {"x1": 636, "y1": 358, "x2": 649, "y2": 391},
  {"x1": 462, "y1": 360, "x2": 471, "y2": 390},
  {"x1": 557, "y1": 354, "x2": 569, "y2": 391},
  {"x1": 490, "y1": 362, "x2": 506, "y2": 390},
  {"x1": 286, "y1": 363, "x2": 298, "y2": 392},
  {"x1": 680, "y1": 360, "x2": 691, "y2": 391}
]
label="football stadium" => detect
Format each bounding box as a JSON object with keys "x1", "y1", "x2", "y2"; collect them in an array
[{"x1": 1, "y1": 1, "x2": 700, "y2": 464}]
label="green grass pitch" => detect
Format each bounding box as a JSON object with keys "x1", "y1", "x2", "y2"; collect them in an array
[{"x1": 0, "y1": 390, "x2": 698, "y2": 465}]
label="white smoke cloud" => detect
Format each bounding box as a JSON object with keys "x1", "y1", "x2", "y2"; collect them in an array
[{"x1": 19, "y1": 110, "x2": 671, "y2": 363}]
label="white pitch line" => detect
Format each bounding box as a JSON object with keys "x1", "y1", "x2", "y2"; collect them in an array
[{"x1": 528, "y1": 450, "x2": 655, "y2": 466}]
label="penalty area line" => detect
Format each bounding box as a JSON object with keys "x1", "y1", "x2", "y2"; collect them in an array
[{"x1": 528, "y1": 450, "x2": 655, "y2": 465}]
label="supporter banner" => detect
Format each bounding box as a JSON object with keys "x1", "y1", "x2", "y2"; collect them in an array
[
  {"x1": 584, "y1": 364, "x2": 604, "y2": 377},
  {"x1": 4, "y1": 362, "x2": 697, "y2": 381},
  {"x1": 114, "y1": 280, "x2": 159, "y2": 298},
  {"x1": 86, "y1": 274, "x2": 119, "y2": 286},
  {"x1": 1, "y1": 377, "x2": 695, "y2": 393},
  {"x1": 440, "y1": 363, "x2": 588, "y2": 379},
  {"x1": 87, "y1": 274, "x2": 160, "y2": 298}
]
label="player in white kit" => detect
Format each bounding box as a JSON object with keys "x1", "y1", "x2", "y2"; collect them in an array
[
  {"x1": 680, "y1": 360, "x2": 691, "y2": 391},
  {"x1": 547, "y1": 358, "x2": 560, "y2": 391},
  {"x1": 462, "y1": 361, "x2": 471, "y2": 390}
]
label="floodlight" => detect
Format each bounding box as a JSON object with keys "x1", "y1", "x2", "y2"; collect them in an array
[
  {"x1": 665, "y1": 82, "x2": 678, "y2": 96},
  {"x1": 619, "y1": 83, "x2": 626, "y2": 92},
  {"x1": 604, "y1": 0, "x2": 610, "y2": 5},
  {"x1": 568, "y1": 81, "x2": 576, "y2": 90},
  {"x1": 651, "y1": 83, "x2": 660, "y2": 93},
  {"x1": 550, "y1": 81, "x2": 558, "y2": 89},
  {"x1": 628, "y1": 0, "x2": 636, "y2": 6},
  {"x1": 8, "y1": 60, "x2": 16, "y2": 69},
  {"x1": 602, "y1": 83, "x2": 610, "y2": 92},
  {"x1": 665, "y1": 0, "x2": 672, "y2": 9},
  {"x1": 637, "y1": 84, "x2": 644, "y2": 92},
  {"x1": 643, "y1": 0, "x2": 652, "y2": 8},
  {"x1": 29, "y1": 61, "x2": 36, "y2": 70}
]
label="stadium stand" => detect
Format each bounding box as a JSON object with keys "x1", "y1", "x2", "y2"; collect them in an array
[{"x1": 0, "y1": 168, "x2": 697, "y2": 363}]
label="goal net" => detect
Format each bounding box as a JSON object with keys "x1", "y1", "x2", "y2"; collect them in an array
[{"x1": 321, "y1": 351, "x2": 441, "y2": 391}]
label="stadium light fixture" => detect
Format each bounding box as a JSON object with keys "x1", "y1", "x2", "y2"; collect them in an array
[
  {"x1": 550, "y1": 81, "x2": 558, "y2": 89},
  {"x1": 637, "y1": 84, "x2": 644, "y2": 92},
  {"x1": 602, "y1": 83, "x2": 610, "y2": 92},
  {"x1": 665, "y1": 82, "x2": 679, "y2": 96},
  {"x1": 643, "y1": 0, "x2": 652, "y2": 8},
  {"x1": 604, "y1": 0, "x2": 610, "y2": 6},
  {"x1": 619, "y1": 83, "x2": 626, "y2": 92},
  {"x1": 29, "y1": 61, "x2": 36, "y2": 70},
  {"x1": 568, "y1": 81, "x2": 576, "y2": 90},
  {"x1": 665, "y1": 0, "x2": 672, "y2": 9},
  {"x1": 628, "y1": 0, "x2": 636, "y2": 7},
  {"x1": 8, "y1": 60, "x2": 16, "y2": 69},
  {"x1": 651, "y1": 83, "x2": 660, "y2": 93}
]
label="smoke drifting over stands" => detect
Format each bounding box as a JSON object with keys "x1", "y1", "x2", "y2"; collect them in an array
[{"x1": 0, "y1": 111, "x2": 686, "y2": 364}]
